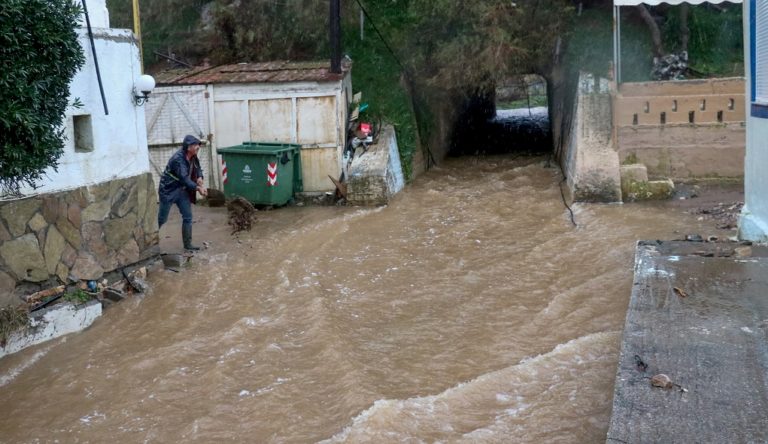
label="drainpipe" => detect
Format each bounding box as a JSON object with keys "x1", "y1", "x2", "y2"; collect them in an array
[
  {"x1": 330, "y1": 0, "x2": 341, "y2": 74},
  {"x1": 81, "y1": 0, "x2": 109, "y2": 115}
]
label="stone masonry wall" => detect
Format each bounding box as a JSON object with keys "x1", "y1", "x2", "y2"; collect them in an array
[{"x1": 0, "y1": 173, "x2": 159, "y2": 307}]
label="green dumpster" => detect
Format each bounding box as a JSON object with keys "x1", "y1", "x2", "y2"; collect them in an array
[{"x1": 218, "y1": 142, "x2": 303, "y2": 205}]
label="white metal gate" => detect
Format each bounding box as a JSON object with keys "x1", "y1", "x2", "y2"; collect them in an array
[{"x1": 145, "y1": 85, "x2": 217, "y2": 193}]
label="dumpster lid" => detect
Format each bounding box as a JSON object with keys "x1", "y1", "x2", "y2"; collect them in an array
[{"x1": 218, "y1": 141, "x2": 301, "y2": 154}]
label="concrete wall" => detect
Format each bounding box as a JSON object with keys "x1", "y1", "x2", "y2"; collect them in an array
[
  {"x1": 562, "y1": 73, "x2": 622, "y2": 202},
  {"x1": 347, "y1": 125, "x2": 405, "y2": 206},
  {"x1": 739, "y1": 3, "x2": 768, "y2": 242},
  {"x1": 0, "y1": 300, "x2": 102, "y2": 359},
  {"x1": 615, "y1": 78, "x2": 745, "y2": 180}
]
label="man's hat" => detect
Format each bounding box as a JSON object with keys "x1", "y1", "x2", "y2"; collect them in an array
[{"x1": 182, "y1": 135, "x2": 201, "y2": 148}]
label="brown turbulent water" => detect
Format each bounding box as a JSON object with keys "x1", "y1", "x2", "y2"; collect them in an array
[{"x1": 0, "y1": 155, "x2": 727, "y2": 443}]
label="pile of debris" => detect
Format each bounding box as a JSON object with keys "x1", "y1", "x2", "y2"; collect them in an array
[
  {"x1": 692, "y1": 201, "x2": 744, "y2": 230},
  {"x1": 0, "y1": 265, "x2": 151, "y2": 349},
  {"x1": 227, "y1": 196, "x2": 258, "y2": 234},
  {"x1": 651, "y1": 51, "x2": 688, "y2": 81},
  {"x1": 20, "y1": 266, "x2": 150, "y2": 313}
]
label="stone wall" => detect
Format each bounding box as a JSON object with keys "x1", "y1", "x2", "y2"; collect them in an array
[{"x1": 0, "y1": 173, "x2": 159, "y2": 307}]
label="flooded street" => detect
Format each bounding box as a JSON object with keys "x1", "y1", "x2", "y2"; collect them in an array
[{"x1": 0, "y1": 155, "x2": 733, "y2": 443}]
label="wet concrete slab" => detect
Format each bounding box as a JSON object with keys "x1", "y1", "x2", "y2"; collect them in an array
[{"x1": 607, "y1": 240, "x2": 768, "y2": 444}]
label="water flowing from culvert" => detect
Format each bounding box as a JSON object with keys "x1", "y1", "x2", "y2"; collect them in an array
[{"x1": 0, "y1": 155, "x2": 727, "y2": 443}]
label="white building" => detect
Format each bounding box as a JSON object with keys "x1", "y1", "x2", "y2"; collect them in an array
[
  {"x1": 147, "y1": 61, "x2": 352, "y2": 194},
  {"x1": 0, "y1": 0, "x2": 157, "y2": 301},
  {"x1": 19, "y1": 0, "x2": 150, "y2": 195},
  {"x1": 740, "y1": 0, "x2": 768, "y2": 241}
]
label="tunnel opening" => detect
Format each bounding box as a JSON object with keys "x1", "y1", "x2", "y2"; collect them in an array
[{"x1": 449, "y1": 74, "x2": 551, "y2": 156}]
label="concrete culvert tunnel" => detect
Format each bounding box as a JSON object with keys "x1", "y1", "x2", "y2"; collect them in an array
[{"x1": 449, "y1": 74, "x2": 551, "y2": 156}]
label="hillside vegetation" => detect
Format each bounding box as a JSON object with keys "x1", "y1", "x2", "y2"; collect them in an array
[{"x1": 107, "y1": 0, "x2": 743, "y2": 175}]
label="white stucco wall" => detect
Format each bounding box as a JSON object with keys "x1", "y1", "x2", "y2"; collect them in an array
[
  {"x1": 739, "y1": 4, "x2": 768, "y2": 242},
  {"x1": 75, "y1": 0, "x2": 110, "y2": 28},
  {"x1": 18, "y1": 7, "x2": 149, "y2": 196}
]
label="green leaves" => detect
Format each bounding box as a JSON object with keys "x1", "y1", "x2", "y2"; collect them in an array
[{"x1": 0, "y1": 0, "x2": 84, "y2": 196}]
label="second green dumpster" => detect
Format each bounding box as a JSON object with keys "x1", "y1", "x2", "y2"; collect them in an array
[{"x1": 218, "y1": 142, "x2": 303, "y2": 206}]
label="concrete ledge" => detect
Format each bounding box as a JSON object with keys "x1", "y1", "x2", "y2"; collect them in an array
[
  {"x1": 607, "y1": 240, "x2": 768, "y2": 443},
  {"x1": 0, "y1": 300, "x2": 102, "y2": 359},
  {"x1": 346, "y1": 124, "x2": 405, "y2": 206},
  {"x1": 620, "y1": 164, "x2": 648, "y2": 191}
]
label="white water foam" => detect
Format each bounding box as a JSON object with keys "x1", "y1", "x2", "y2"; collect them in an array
[
  {"x1": 320, "y1": 331, "x2": 619, "y2": 443},
  {"x1": 0, "y1": 341, "x2": 59, "y2": 387}
]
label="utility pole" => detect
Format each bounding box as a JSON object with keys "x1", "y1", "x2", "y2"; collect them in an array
[
  {"x1": 330, "y1": 0, "x2": 341, "y2": 74},
  {"x1": 132, "y1": 0, "x2": 144, "y2": 73}
]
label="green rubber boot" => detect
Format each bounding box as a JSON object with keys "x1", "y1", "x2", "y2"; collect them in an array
[{"x1": 182, "y1": 223, "x2": 200, "y2": 251}]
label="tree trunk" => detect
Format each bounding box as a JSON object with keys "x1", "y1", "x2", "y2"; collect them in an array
[
  {"x1": 637, "y1": 5, "x2": 664, "y2": 58},
  {"x1": 680, "y1": 4, "x2": 689, "y2": 53}
]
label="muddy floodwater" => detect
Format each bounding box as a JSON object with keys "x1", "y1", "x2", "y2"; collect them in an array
[{"x1": 0, "y1": 155, "x2": 735, "y2": 443}]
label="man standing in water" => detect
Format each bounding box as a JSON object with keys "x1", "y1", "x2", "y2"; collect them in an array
[{"x1": 158, "y1": 134, "x2": 208, "y2": 251}]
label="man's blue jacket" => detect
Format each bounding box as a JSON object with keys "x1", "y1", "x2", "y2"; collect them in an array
[{"x1": 158, "y1": 148, "x2": 203, "y2": 202}]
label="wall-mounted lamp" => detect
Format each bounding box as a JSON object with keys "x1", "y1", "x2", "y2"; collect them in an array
[{"x1": 133, "y1": 74, "x2": 156, "y2": 106}]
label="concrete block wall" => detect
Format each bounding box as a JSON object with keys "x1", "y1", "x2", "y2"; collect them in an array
[
  {"x1": 615, "y1": 78, "x2": 745, "y2": 126},
  {"x1": 615, "y1": 78, "x2": 746, "y2": 180}
]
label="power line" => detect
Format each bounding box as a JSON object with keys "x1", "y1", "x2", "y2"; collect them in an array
[
  {"x1": 353, "y1": 0, "x2": 438, "y2": 168},
  {"x1": 354, "y1": 0, "x2": 408, "y2": 76}
]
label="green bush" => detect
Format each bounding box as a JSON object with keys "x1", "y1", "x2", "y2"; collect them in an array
[{"x1": 0, "y1": 0, "x2": 85, "y2": 196}]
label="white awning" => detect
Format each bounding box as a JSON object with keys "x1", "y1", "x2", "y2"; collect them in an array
[{"x1": 614, "y1": 0, "x2": 741, "y2": 5}]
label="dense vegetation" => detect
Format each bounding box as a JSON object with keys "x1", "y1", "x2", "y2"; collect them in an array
[
  {"x1": 106, "y1": 0, "x2": 743, "y2": 174},
  {"x1": 0, "y1": 0, "x2": 85, "y2": 196}
]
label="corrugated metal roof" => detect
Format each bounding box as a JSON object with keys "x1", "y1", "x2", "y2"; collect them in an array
[{"x1": 154, "y1": 60, "x2": 351, "y2": 86}]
